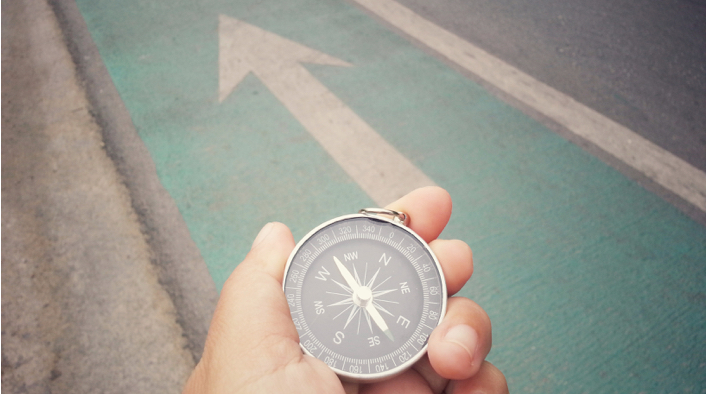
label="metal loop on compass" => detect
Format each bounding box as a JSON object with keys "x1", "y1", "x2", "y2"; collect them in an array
[{"x1": 359, "y1": 208, "x2": 409, "y2": 226}]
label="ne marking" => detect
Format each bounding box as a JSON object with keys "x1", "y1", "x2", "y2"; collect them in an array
[
  {"x1": 219, "y1": 15, "x2": 435, "y2": 206},
  {"x1": 353, "y1": 0, "x2": 706, "y2": 212}
]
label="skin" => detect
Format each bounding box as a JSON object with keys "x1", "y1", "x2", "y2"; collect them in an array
[{"x1": 183, "y1": 186, "x2": 509, "y2": 394}]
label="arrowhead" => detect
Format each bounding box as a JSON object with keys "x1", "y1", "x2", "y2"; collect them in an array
[{"x1": 218, "y1": 14, "x2": 352, "y2": 102}]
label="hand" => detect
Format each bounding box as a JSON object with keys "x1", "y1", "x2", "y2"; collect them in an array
[{"x1": 183, "y1": 187, "x2": 508, "y2": 393}]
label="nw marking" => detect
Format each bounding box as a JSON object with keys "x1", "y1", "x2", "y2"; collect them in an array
[{"x1": 344, "y1": 251, "x2": 358, "y2": 261}]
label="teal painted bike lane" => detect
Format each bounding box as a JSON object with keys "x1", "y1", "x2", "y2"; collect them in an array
[{"x1": 76, "y1": 0, "x2": 706, "y2": 392}]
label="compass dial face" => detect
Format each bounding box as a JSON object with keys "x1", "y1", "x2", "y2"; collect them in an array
[{"x1": 283, "y1": 214, "x2": 447, "y2": 382}]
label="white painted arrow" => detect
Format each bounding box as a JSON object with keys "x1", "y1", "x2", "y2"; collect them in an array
[{"x1": 218, "y1": 15, "x2": 435, "y2": 206}]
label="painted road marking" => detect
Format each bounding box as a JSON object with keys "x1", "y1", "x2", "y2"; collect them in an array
[
  {"x1": 353, "y1": 0, "x2": 706, "y2": 212},
  {"x1": 218, "y1": 15, "x2": 435, "y2": 206}
]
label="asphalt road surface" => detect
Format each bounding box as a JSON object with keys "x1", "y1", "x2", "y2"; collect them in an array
[{"x1": 398, "y1": 0, "x2": 706, "y2": 172}]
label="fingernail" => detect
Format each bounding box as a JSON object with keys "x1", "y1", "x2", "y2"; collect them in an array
[
  {"x1": 444, "y1": 324, "x2": 478, "y2": 362},
  {"x1": 252, "y1": 222, "x2": 274, "y2": 249}
]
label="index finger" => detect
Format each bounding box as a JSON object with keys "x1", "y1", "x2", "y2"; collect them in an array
[{"x1": 385, "y1": 186, "x2": 452, "y2": 243}]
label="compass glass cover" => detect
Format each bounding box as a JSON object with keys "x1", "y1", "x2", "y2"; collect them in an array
[{"x1": 283, "y1": 215, "x2": 446, "y2": 381}]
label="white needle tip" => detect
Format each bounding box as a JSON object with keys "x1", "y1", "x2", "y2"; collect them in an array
[{"x1": 384, "y1": 329, "x2": 394, "y2": 341}]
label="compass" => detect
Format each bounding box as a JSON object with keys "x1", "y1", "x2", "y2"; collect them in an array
[{"x1": 283, "y1": 208, "x2": 447, "y2": 382}]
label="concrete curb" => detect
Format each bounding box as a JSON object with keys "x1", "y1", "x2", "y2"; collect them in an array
[
  {"x1": 3, "y1": 0, "x2": 208, "y2": 390},
  {"x1": 47, "y1": 0, "x2": 219, "y2": 363}
]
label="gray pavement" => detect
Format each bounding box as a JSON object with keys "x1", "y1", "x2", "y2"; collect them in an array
[
  {"x1": 2, "y1": 0, "x2": 215, "y2": 392},
  {"x1": 397, "y1": 0, "x2": 706, "y2": 172}
]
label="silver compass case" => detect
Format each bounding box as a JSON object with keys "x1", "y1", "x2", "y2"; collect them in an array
[{"x1": 283, "y1": 209, "x2": 447, "y2": 382}]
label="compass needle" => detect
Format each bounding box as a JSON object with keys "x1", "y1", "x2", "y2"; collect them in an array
[
  {"x1": 366, "y1": 304, "x2": 394, "y2": 341},
  {"x1": 283, "y1": 210, "x2": 446, "y2": 381},
  {"x1": 372, "y1": 302, "x2": 395, "y2": 317},
  {"x1": 334, "y1": 256, "x2": 360, "y2": 291}
]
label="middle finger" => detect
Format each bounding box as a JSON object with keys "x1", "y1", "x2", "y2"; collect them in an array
[{"x1": 429, "y1": 239, "x2": 473, "y2": 295}]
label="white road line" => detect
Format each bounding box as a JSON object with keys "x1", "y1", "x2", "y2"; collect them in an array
[
  {"x1": 353, "y1": 0, "x2": 706, "y2": 212},
  {"x1": 219, "y1": 15, "x2": 435, "y2": 206}
]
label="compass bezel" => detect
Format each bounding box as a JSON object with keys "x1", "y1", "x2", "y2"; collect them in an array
[{"x1": 283, "y1": 212, "x2": 448, "y2": 382}]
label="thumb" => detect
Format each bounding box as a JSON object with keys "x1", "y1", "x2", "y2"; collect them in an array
[
  {"x1": 241, "y1": 222, "x2": 297, "y2": 282},
  {"x1": 215, "y1": 222, "x2": 297, "y2": 345},
  {"x1": 187, "y1": 223, "x2": 300, "y2": 392}
]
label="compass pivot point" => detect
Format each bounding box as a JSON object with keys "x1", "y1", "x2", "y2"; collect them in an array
[{"x1": 353, "y1": 286, "x2": 373, "y2": 307}]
